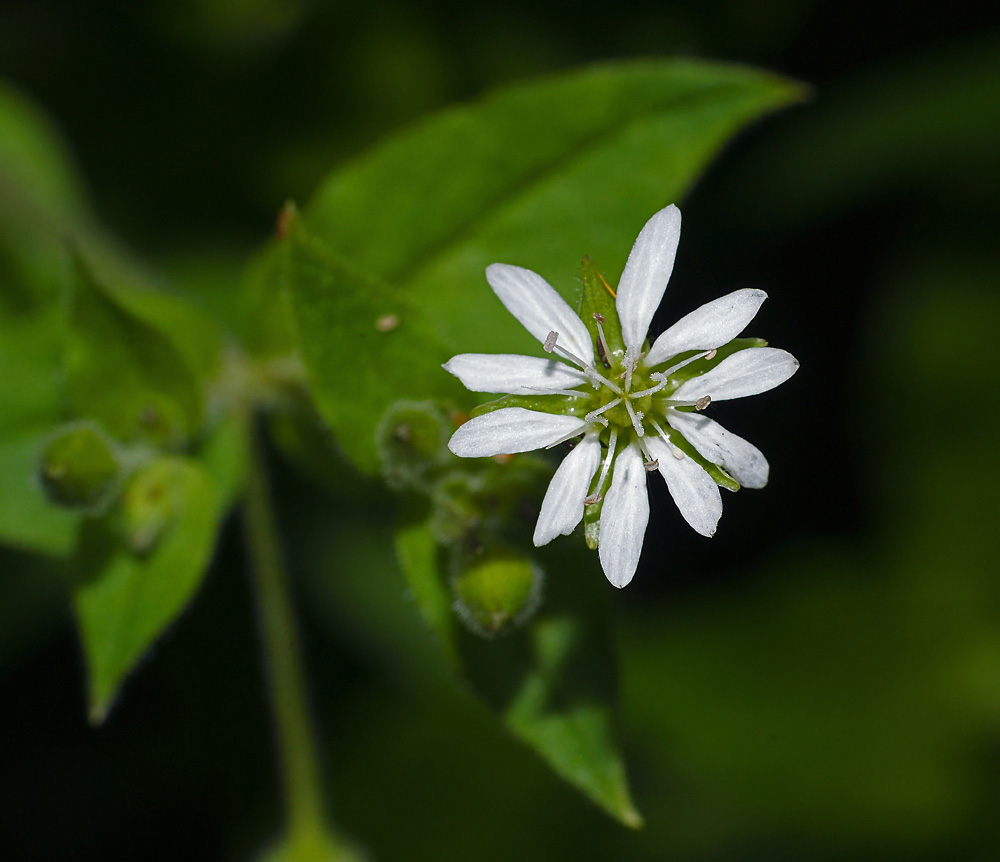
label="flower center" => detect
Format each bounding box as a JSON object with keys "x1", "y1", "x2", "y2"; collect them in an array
[{"x1": 544, "y1": 328, "x2": 715, "y2": 455}]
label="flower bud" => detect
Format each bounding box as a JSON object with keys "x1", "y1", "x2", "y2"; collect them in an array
[
  {"x1": 451, "y1": 550, "x2": 543, "y2": 638},
  {"x1": 38, "y1": 421, "x2": 121, "y2": 512},
  {"x1": 376, "y1": 401, "x2": 449, "y2": 490},
  {"x1": 121, "y1": 459, "x2": 179, "y2": 555}
]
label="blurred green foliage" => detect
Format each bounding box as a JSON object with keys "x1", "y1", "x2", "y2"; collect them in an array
[{"x1": 1, "y1": 1, "x2": 1000, "y2": 860}]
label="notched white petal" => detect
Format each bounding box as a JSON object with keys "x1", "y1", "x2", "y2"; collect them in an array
[
  {"x1": 598, "y1": 444, "x2": 650, "y2": 589},
  {"x1": 646, "y1": 436, "x2": 722, "y2": 537},
  {"x1": 443, "y1": 353, "x2": 587, "y2": 395},
  {"x1": 667, "y1": 410, "x2": 769, "y2": 489},
  {"x1": 485, "y1": 264, "x2": 594, "y2": 365},
  {"x1": 448, "y1": 408, "x2": 586, "y2": 458},
  {"x1": 672, "y1": 347, "x2": 799, "y2": 402},
  {"x1": 533, "y1": 434, "x2": 602, "y2": 546},
  {"x1": 616, "y1": 204, "x2": 681, "y2": 354},
  {"x1": 646, "y1": 288, "x2": 767, "y2": 367}
]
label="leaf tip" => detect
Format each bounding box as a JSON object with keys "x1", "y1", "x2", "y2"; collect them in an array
[
  {"x1": 619, "y1": 804, "x2": 645, "y2": 830},
  {"x1": 275, "y1": 201, "x2": 300, "y2": 240}
]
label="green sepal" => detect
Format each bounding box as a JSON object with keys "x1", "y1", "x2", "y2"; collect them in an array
[
  {"x1": 38, "y1": 421, "x2": 122, "y2": 513},
  {"x1": 376, "y1": 400, "x2": 451, "y2": 492},
  {"x1": 578, "y1": 256, "x2": 625, "y2": 367},
  {"x1": 583, "y1": 437, "x2": 619, "y2": 551},
  {"x1": 471, "y1": 392, "x2": 589, "y2": 419}
]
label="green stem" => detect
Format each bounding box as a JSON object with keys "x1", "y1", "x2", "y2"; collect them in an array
[{"x1": 242, "y1": 417, "x2": 332, "y2": 850}]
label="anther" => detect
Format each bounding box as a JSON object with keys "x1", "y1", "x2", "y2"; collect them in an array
[
  {"x1": 584, "y1": 493, "x2": 603, "y2": 506},
  {"x1": 672, "y1": 447, "x2": 684, "y2": 460},
  {"x1": 705, "y1": 348, "x2": 717, "y2": 361},
  {"x1": 592, "y1": 315, "x2": 612, "y2": 369},
  {"x1": 643, "y1": 459, "x2": 659, "y2": 472},
  {"x1": 695, "y1": 395, "x2": 712, "y2": 411},
  {"x1": 543, "y1": 331, "x2": 559, "y2": 353}
]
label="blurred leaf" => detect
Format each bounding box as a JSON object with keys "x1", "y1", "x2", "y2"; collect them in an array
[
  {"x1": 287, "y1": 220, "x2": 463, "y2": 473},
  {"x1": 67, "y1": 251, "x2": 216, "y2": 446},
  {"x1": 303, "y1": 59, "x2": 803, "y2": 361},
  {"x1": 73, "y1": 456, "x2": 220, "y2": 722},
  {"x1": 394, "y1": 504, "x2": 641, "y2": 827},
  {"x1": 0, "y1": 78, "x2": 90, "y2": 312},
  {"x1": 0, "y1": 78, "x2": 87, "y2": 219},
  {"x1": 0, "y1": 309, "x2": 79, "y2": 555}
]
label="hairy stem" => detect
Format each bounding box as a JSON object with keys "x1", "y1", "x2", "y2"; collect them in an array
[{"x1": 242, "y1": 417, "x2": 334, "y2": 853}]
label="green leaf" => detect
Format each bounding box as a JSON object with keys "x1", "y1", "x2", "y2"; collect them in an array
[
  {"x1": 0, "y1": 78, "x2": 86, "y2": 221},
  {"x1": 0, "y1": 78, "x2": 90, "y2": 312},
  {"x1": 73, "y1": 456, "x2": 221, "y2": 722},
  {"x1": 303, "y1": 59, "x2": 803, "y2": 361},
  {"x1": 0, "y1": 309, "x2": 80, "y2": 556},
  {"x1": 67, "y1": 251, "x2": 215, "y2": 446},
  {"x1": 286, "y1": 219, "x2": 463, "y2": 473},
  {"x1": 394, "y1": 503, "x2": 641, "y2": 827}
]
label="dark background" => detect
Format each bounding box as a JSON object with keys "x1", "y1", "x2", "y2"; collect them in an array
[{"x1": 2, "y1": 1, "x2": 1000, "y2": 859}]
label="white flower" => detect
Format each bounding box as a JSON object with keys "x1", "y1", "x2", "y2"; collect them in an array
[{"x1": 444, "y1": 204, "x2": 798, "y2": 588}]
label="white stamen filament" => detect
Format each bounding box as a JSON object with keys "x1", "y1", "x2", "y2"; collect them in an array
[
  {"x1": 591, "y1": 427, "x2": 618, "y2": 502},
  {"x1": 544, "y1": 425, "x2": 587, "y2": 450},
  {"x1": 659, "y1": 347, "x2": 718, "y2": 378},
  {"x1": 592, "y1": 315, "x2": 612, "y2": 366},
  {"x1": 524, "y1": 386, "x2": 590, "y2": 398},
  {"x1": 623, "y1": 347, "x2": 641, "y2": 393},
  {"x1": 649, "y1": 417, "x2": 671, "y2": 442},
  {"x1": 551, "y1": 343, "x2": 625, "y2": 396},
  {"x1": 552, "y1": 343, "x2": 589, "y2": 370}
]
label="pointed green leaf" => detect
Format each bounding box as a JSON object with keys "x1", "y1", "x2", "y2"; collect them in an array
[
  {"x1": 286, "y1": 220, "x2": 463, "y2": 473},
  {"x1": 394, "y1": 505, "x2": 641, "y2": 826},
  {"x1": 303, "y1": 60, "x2": 803, "y2": 361},
  {"x1": 73, "y1": 456, "x2": 221, "y2": 721},
  {"x1": 0, "y1": 78, "x2": 90, "y2": 312},
  {"x1": 67, "y1": 252, "x2": 214, "y2": 446}
]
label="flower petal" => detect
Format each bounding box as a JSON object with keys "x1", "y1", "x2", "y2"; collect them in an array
[
  {"x1": 646, "y1": 436, "x2": 722, "y2": 537},
  {"x1": 671, "y1": 347, "x2": 799, "y2": 402},
  {"x1": 616, "y1": 204, "x2": 681, "y2": 355},
  {"x1": 444, "y1": 353, "x2": 587, "y2": 395},
  {"x1": 666, "y1": 410, "x2": 769, "y2": 489},
  {"x1": 533, "y1": 434, "x2": 602, "y2": 546},
  {"x1": 598, "y1": 443, "x2": 649, "y2": 589},
  {"x1": 485, "y1": 264, "x2": 594, "y2": 365},
  {"x1": 645, "y1": 288, "x2": 767, "y2": 367},
  {"x1": 447, "y1": 407, "x2": 586, "y2": 458}
]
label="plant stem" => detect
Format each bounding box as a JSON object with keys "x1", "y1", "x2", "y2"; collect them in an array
[{"x1": 242, "y1": 417, "x2": 331, "y2": 849}]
